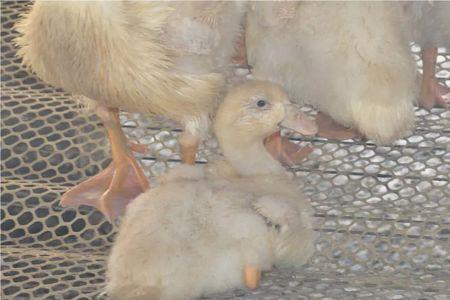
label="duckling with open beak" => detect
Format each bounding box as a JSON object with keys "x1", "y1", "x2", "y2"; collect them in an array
[
  {"x1": 264, "y1": 103, "x2": 318, "y2": 167},
  {"x1": 106, "y1": 81, "x2": 315, "y2": 300}
]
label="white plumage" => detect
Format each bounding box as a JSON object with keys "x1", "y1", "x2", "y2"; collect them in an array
[
  {"x1": 247, "y1": 2, "x2": 419, "y2": 144},
  {"x1": 408, "y1": 2, "x2": 450, "y2": 49},
  {"x1": 14, "y1": 1, "x2": 247, "y2": 218},
  {"x1": 406, "y1": 1, "x2": 450, "y2": 109},
  {"x1": 16, "y1": 1, "x2": 246, "y2": 139}
]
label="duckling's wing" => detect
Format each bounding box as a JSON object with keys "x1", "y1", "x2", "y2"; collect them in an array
[
  {"x1": 252, "y1": 195, "x2": 301, "y2": 228},
  {"x1": 253, "y1": 195, "x2": 315, "y2": 268}
]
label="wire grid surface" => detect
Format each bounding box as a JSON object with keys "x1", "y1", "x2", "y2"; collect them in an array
[{"x1": 1, "y1": 2, "x2": 450, "y2": 300}]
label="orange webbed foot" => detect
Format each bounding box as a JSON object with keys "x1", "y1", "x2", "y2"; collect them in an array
[
  {"x1": 315, "y1": 112, "x2": 359, "y2": 140},
  {"x1": 60, "y1": 151, "x2": 149, "y2": 221},
  {"x1": 419, "y1": 77, "x2": 450, "y2": 109}
]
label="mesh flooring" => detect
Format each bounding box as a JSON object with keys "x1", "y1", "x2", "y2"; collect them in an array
[{"x1": 1, "y1": 2, "x2": 450, "y2": 299}]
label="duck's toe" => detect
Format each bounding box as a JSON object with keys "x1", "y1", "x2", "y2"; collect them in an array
[
  {"x1": 315, "y1": 112, "x2": 360, "y2": 140},
  {"x1": 60, "y1": 153, "x2": 149, "y2": 221},
  {"x1": 419, "y1": 78, "x2": 449, "y2": 109}
]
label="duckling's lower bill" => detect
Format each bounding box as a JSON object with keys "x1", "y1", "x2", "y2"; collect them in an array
[
  {"x1": 264, "y1": 107, "x2": 317, "y2": 166},
  {"x1": 264, "y1": 132, "x2": 313, "y2": 167}
]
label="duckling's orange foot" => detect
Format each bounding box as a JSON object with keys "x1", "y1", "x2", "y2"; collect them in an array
[
  {"x1": 316, "y1": 112, "x2": 359, "y2": 140},
  {"x1": 60, "y1": 154, "x2": 149, "y2": 221},
  {"x1": 264, "y1": 131, "x2": 313, "y2": 167},
  {"x1": 419, "y1": 78, "x2": 449, "y2": 109},
  {"x1": 244, "y1": 265, "x2": 261, "y2": 290}
]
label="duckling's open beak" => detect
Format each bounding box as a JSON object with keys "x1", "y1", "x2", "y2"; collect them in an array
[
  {"x1": 264, "y1": 105, "x2": 317, "y2": 167},
  {"x1": 280, "y1": 106, "x2": 318, "y2": 136}
]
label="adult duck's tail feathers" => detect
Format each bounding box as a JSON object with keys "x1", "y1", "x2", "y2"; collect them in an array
[{"x1": 14, "y1": 1, "x2": 222, "y2": 123}]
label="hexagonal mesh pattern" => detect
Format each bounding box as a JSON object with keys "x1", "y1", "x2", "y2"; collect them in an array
[{"x1": 1, "y1": 2, "x2": 450, "y2": 300}]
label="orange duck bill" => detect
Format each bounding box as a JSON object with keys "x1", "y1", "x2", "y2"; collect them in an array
[{"x1": 264, "y1": 108, "x2": 317, "y2": 167}]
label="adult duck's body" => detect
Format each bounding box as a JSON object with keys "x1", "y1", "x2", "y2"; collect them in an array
[
  {"x1": 15, "y1": 1, "x2": 246, "y2": 219},
  {"x1": 107, "y1": 81, "x2": 315, "y2": 300},
  {"x1": 247, "y1": 2, "x2": 418, "y2": 144}
]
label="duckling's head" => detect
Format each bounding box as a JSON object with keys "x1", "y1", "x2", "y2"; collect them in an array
[{"x1": 215, "y1": 80, "x2": 317, "y2": 176}]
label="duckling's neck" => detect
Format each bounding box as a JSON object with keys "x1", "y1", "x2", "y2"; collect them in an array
[{"x1": 220, "y1": 134, "x2": 285, "y2": 176}]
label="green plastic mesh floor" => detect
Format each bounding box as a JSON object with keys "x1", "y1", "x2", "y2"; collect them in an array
[{"x1": 1, "y1": 2, "x2": 449, "y2": 300}]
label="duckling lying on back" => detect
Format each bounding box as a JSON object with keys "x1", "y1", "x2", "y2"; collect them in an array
[{"x1": 106, "y1": 81, "x2": 315, "y2": 300}]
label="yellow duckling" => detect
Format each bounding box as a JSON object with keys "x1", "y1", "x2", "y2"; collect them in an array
[{"x1": 106, "y1": 81, "x2": 315, "y2": 300}]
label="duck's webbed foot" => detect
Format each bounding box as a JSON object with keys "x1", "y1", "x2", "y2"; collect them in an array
[
  {"x1": 244, "y1": 265, "x2": 261, "y2": 290},
  {"x1": 264, "y1": 131, "x2": 313, "y2": 167},
  {"x1": 315, "y1": 112, "x2": 359, "y2": 140},
  {"x1": 420, "y1": 76, "x2": 449, "y2": 109},
  {"x1": 419, "y1": 47, "x2": 450, "y2": 109},
  {"x1": 60, "y1": 153, "x2": 149, "y2": 221},
  {"x1": 60, "y1": 107, "x2": 149, "y2": 221}
]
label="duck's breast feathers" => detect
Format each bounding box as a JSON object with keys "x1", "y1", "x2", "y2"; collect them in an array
[{"x1": 14, "y1": 1, "x2": 171, "y2": 99}]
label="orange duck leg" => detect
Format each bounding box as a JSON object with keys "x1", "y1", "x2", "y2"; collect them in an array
[
  {"x1": 420, "y1": 47, "x2": 449, "y2": 109},
  {"x1": 60, "y1": 107, "x2": 149, "y2": 221}
]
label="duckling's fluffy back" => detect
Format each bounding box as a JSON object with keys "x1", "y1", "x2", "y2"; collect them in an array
[
  {"x1": 247, "y1": 2, "x2": 418, "y2": 144},
  {"x1": 107, "y1": 165, "x2": 314, "y2": 300}
]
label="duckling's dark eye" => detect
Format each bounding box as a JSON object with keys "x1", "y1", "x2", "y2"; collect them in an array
[
  {"x1": 256, "y1": 99, "x2": 266, "y2": 107},
  {"x1": 274, "y1": 224, "x2": 281, "y2": 232}
]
